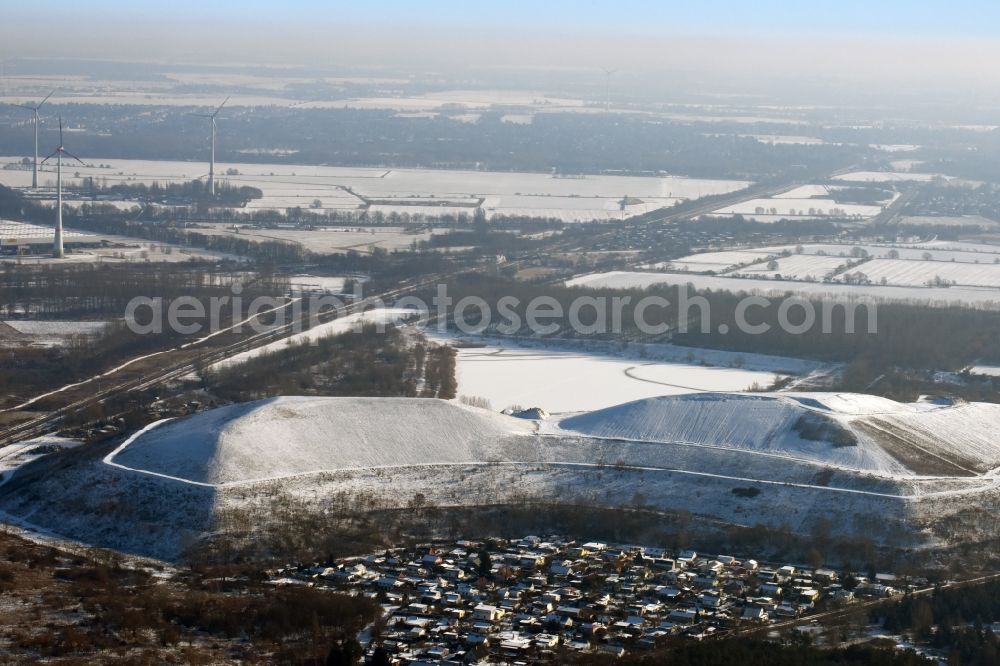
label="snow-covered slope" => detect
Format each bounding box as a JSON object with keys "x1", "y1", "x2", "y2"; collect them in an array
[
  {"x1": 556, "y1": 393, "x2": 904, "y2": 475},
  {"x1": 556, "y1": 392, "x2": 1000, "y2": 477},
  {"x1": 7, "y1": 392, "x2": 1000, "y2": 560},
  {"x1": 108, "y1": 396, "x2": 535, "y2": 485},
  {"x1": 857, "y1": 402, "x2": 1000, "y2": 476},
  {"x1": 112, "y1": 392, "x2": 1000, "y2": 486}
]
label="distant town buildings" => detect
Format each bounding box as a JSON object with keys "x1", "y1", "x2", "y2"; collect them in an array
[{"x1": 273, "y1": 536, "x2": 911, "y2": 664}]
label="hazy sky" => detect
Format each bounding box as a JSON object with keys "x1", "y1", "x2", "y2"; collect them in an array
[
  {"x1": 7, "y1": 0, "x2": 1000, "y2": 38},
  {"x1": 4, "y1": 1, "x2": 1000, "y2": 99}
]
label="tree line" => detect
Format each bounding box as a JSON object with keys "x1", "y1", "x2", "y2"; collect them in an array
[
  {"x1": 201, "y1": 323, "x2": 456, "y2": 402},
  {"x1": 877, "y1": 581, "x2": 1000, "y2": 666},
  {"x1": 436, "y1": 274, "x2": 1000, "y2": 372},
  {"x1": 71, "y1": 178, "x2": 263, "y2": 207}
]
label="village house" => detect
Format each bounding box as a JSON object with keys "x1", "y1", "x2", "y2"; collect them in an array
[{"x1": 274, "y1": 536, "x2": 917, "y2": 665}]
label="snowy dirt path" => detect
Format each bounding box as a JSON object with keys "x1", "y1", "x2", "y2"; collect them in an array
[{"x1": 622, "y1": 365, "x2": 712, "y2": 392}]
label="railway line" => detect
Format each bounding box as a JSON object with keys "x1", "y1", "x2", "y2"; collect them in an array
[{"x1": 0, "y1": 274, "x2": 446, "y2": 448}]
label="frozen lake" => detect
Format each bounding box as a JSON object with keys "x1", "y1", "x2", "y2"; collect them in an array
[{"x1": 429, "y1": 335, "x2": 795, "y2": 413}]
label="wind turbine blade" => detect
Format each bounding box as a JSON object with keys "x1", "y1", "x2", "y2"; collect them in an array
[
  {"x1": 38, "y1": 89, "x2": 56, "y2": 109},
  {"x1": 40, "y1": 151, "x2": 58, "y2": 165},
  {"x1": 213, "y1": 96, "x2": 231, "y2": 117},
  {"x1": 58, "y1": 117, "x2": 63, "y2": 145},
  {"x1": 64, "y1": 150, "x2": 85, "y2": 166}
]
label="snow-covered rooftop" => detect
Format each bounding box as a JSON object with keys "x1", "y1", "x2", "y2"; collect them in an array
[{"x1": 0, "y1": 219, "x2": 93, "y2": 242}]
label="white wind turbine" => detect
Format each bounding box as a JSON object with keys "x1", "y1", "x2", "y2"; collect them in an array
[
  {"x1": 189, "y1": 96, "x2": 230, "y2": 196},
  {"x1": 0, "y1": 59, "x2": 12, "y2": 97},
  {"x1": 602, "y1": 68, "x2": 617, "y2": 113},
  {"x1": 16, "y1": 89, "x2": 55, "y2": 189},
  {"x1": 40, "y1": 117, "x2": 84, "y2": 259}
]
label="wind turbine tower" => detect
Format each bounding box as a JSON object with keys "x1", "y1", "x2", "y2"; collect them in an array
[
  {"x1": 16, "y1": 90, "x2": 55, "y2": 189},
  {"x1": 602, "y1": 69, "x2": 617, "y2": 113},
  {"x1": 40, "y1": 118, "x2": 84, "y2": 259},
  {"x1": 190, "y1": 96, "x2": 230, "y2": 196},
  {"x1": 0, "y1": 60, "x2": 10, "y2": 97}
]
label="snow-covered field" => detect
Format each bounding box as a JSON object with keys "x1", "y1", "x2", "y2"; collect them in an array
[
  {"x1": 565, "y1": 271, "x2": 1000, "y2": 309},
  {"x1": 710, "y1": 197, "x2": 884, "y2": 221},
  {"x1": 433, "y1": 337, "x2": 787, "y2": 413},
  {"x1": 367, "y1": 204, "x2": 480, "y2": 218},
  {"x1": 771, "y1": 185, "x2": 840, "y2": 199},
  {"x1": 650, "y1": 241, "x2": 978, "y2": 274},
  {"x1": 748, "y1": 242, "x2": 1000, "y2": 263},
  {"x1": 917, "y1": 240, "x2": 1000, "y2": 254},
  {"x1": 897, "y1": 215, "x2": 999, "y2": 228},
  {"x1": 651, "y1": 250, "x2": 781, "y2": 273},
  {"x1": 569, "y1": 241, "x2": 1000, "y2": 302},
  {"x1": 193, "y1": 224, "x2": 434, "y2": 255},
  {"x1": 481, "y1": 194, "x2": 680, "y2": 222},
  {"x1": 706, "y1": 184, "x2": 894, "y2": 222},
  {"x1": 0, "y1": 157, "x2": 750, "y2": 223},
  {"x1": 0, "y1": 218, "x2": 241, "y2": 264},
  {"x1": 743, "y1": 135, "x2": 829, "y2": 145},
  {"x1": 2, "y1": 243, "x2": 235, "y2": 265},
  {"x1": 859, "y1": 259, "x2": 1000, "y2": 288},
  {"x1": 832, "y1": 171, "x2": 944, "y2": 183},
  {"x1": 724, "y1": 255, "x2": 852, "y2": 280},
  {"x1": 870, "y1": 144, "x2": 920, "y2": 153}
]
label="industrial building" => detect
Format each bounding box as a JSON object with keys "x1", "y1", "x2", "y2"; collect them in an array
[{"x1": 0, "y1": 219, "x2": 103, "y2": 256}]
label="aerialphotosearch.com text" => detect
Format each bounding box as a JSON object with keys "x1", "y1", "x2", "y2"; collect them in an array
[{"x1": 125, "y1": 283, "x2": 878, "y2": 339}]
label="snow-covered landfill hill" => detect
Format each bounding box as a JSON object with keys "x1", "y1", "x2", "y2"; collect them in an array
[
  {"x1": 553, "y1": 392, "x2": 1000, "y2": 478},
  {"x1": 107, "y1": 396, "x2": 536, "y2": 485},
  {"x1": 3, "y1": 393, "x2": 1000, "y2": 560}
]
